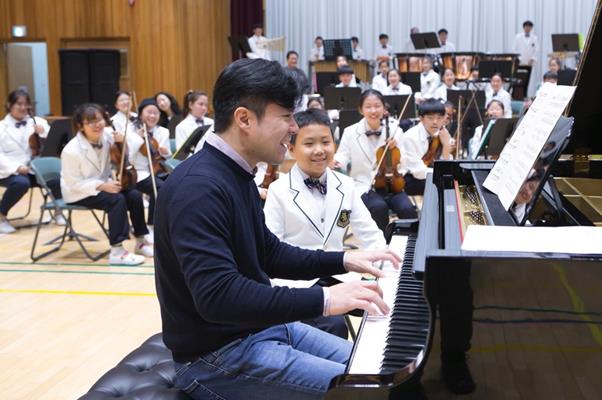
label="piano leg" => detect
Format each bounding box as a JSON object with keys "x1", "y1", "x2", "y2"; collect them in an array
[{"x1": 427, "y1": 258, "x2": 475, "y2": 394}]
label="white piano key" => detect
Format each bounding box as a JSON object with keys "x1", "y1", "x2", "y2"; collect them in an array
[{"x1": 348, "y1": 235, "x2": 408, "y2": 375}]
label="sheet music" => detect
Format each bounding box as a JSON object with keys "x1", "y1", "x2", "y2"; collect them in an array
[
  {"x1": 483, "y1": 83, "x2": 576, "y2": 210},
  {"x1": 462, "y1": 225, "x2": 602, "y2": 255}
]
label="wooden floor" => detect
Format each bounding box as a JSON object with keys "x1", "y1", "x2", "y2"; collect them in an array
[
  {"x1": 1, "y1": 189, "x2": 600, "y2": 399},
  {"x1": 0, "y1": 190, "x2": 160, "y2": 399}
]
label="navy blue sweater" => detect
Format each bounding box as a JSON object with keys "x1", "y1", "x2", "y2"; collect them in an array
[{"x1": 154, "y1": 144, "x2": 346, "y2": 362}]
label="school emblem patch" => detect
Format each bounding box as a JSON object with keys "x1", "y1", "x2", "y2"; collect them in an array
[{"x1": 337, "y1": 209, "x2": 351, "y2": 228}]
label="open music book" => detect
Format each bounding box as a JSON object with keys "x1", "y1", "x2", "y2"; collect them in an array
[{"x1": 461, "y1": 225, "x2": 602, "y2": 255}]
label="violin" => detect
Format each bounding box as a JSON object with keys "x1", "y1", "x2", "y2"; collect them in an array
[
  {"x1": 136, "y1": 119, "x2": 167, "y2": 175},
  {"x1": 260, "y1": 164, "x2": 279, "y2": 189},
  {"x1": 373, "y1": 114, "x2": 405, "y2": 193},
  {"x1": 27, "y1": 109, "x2": 44, "y2": 157},
  {"x1": 107, "y1": 112, "x2": 137, "y2": 189},
  {"x1": 422, "y1": 135, "x2": 442, "y2": 167}
]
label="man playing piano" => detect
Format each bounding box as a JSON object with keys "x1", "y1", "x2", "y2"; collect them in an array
[{"x1": 154, "y1": 58, "x2": 401, "y2": 400}]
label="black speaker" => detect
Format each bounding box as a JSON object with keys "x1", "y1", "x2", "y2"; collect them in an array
[
  {"x1": 89, "y1": 50, "x2": 120, "y2": 113},
  {"x1": 59, "y1": 49, "x2": 120, "y2": 115},
  {"x1": 59, "y1": 50, "x2": 90, "y2": 116}
]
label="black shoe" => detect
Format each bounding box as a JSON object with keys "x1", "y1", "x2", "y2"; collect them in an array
[{"x1": 441, "y1": 354, "x2": 476, "y2": 394}]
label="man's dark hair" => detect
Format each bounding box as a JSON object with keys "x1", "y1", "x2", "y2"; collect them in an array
[
  {"x1": 351, "y1": 36, "x2": 359, "y2": 43},
  {"x1": 418, "y1": 98, "x2": 445, "y2": 116},
  {"x1": 286, "y1": 50, "x2": 298, "y2": 60},
  {"x1": 290, "y1": 108, "x2": 332, "y2": 144},
  {"x1": 379, "y1": 33, "x2": 389, "y2": 40},
  {"x1": 523, "y1": 20, "x2": 534, "y2": 28},
  {"x1": 438, "y1": 28, "x2": 448, "y2": 35},
  {"x1": 212, "y1": 59, "x2": 300, "y2": 133}
]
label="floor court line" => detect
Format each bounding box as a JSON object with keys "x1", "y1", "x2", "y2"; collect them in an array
[
  {"x1": 0, "y1": 268, "x2": 154, "y2": 276},
  {"x1": 0, "y1": 288, "x2": 155, "y2": 296}
]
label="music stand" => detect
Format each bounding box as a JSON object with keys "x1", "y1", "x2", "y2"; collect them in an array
[
  {"x1": 384, "y1": 95, "x2": 416, "y2": 119},
  {"x1": 511, "y1": 116, "x2": 574, "y2": 226},
  {"x1": 316, "y1": 72, "x2": 339, "y2": 95},
  {"x1": 447, "y1": 90, "x2": 486, "y2": 110},
  {"x1": 323, "y1": 39, "x2": 353, "y2": 61},
  {"x1": 323, "y1": 87, "x2": 361, "y2": 110},
  {"x1": 476, "y1": 118, "x2": 518, "y2": 159},
  {"x1": 41, "y1": 118, "x2": 73, "y2": 157},
  {"x1": 228, "y1": 35, "x2": 252, "y2": 58},
  {"x1": 400, "y1": 72, "x2": 421, "y2": 93},
  {"x1": 551, "y1": 34, "x2": 580, "y2": 52},
  {"x1": 338, "y1": 110, "x2": 363, "y2": 138},
  {"x1": 410, "y1": 32, "x2": 441, "y2": 50},
  {"x1": 172, "y1": 125, "x2": 212, "y2": 161},
  {"x1": 478, "y1": 60, "x2": 514, "y2": 80}
]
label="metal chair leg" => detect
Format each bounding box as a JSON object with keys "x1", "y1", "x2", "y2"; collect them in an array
[
  {"x1": 7, "y1": 187, "x2": 34, "y2": 222},
  {"x1": 31, "y1": 207, "x2": 69, "y2": 262}
]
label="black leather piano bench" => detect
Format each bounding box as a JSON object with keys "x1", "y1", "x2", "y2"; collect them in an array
[{"x1": 79, "y1": 333, "x2": 191, "y2": 400}]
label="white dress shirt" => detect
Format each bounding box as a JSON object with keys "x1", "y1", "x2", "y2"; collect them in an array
[
  {"x1": 334, "y1": 118, "x2": 404, "y2": 194},
  {"x1": 434, "y1": 83, "x2": 459, "y2": 101},
  {"x1": 436, "y1": 42, "x2": 456, "y2": 54},
  {"x1": 375, "y1": 44, "x2": 394, "y2": 62},
  {"x1": 485, "y1": 86, "x2": 513, "y2": 118},
  {"x1": 175, "y1": 114, "x2": 214, "y2": 150},
  {"x1": 400, "y1": 123, "x2": 451, "y2": 180},
  {"x1": 383, "y1": 83, "x2": 413, "y2": 96},
  {"x1": 0, "y1": 114, "x2": 50, "y2": 179},
  {"x1": 127, "y1": 125, "x2": 172, "y2": 182},
  {"x1": 247, "y1": 34, "x2": 271, "y2": 60},
  {"x1": 310, "y1": 46, "x2": 324, "y2": 62},
  {"x1": 372, "y1": 73, "x2": 388, "y2": 93},
  {"x1": 513, "y1": 32, "x2": 538, "y2": 66},
  {"x1": 417, "y1": 70, "x2": 441, "y2": 101}
]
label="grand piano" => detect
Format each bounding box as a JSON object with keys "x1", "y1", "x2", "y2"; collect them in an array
[{"x1": 326, "y1": 2, "x2": 602, "y2": 398}]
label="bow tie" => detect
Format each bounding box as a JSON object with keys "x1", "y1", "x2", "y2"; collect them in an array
[
  {"x1": 304, "y1": 177, "x2": 327, "y2": 195},
  {"x1": 493, "y1": 91, "x2": 499, "y2": 97},
  {"x1": 382, "y1": 45, "x2": 387, "y2": 49},
  {"x1": 392, "y1": 87, "x2": 399, "y2": 92},
  {"x1": 366, "y1": 130, "x2": 382, "y2": 137},
  {"x1": 525, "y1": 33, "x2": 530, "y2": 38},
  {"x1": 90, "y1": 142, "x2": 103, "y2": 149},
  {"x1": 15, "y1": 120, "x2": 27, "y2": 128},
  {"x1": 195, "y1": 118, "x2": 204, "y2": 125}
]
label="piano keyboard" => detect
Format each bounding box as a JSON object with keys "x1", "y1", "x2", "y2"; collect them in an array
[{"x1": 347, "y1": 233, "x2": 430, "y2": 375}]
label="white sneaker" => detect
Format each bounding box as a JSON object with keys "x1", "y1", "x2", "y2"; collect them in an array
[
  {"x1": 109, "y1": 250, "x2": 145, "y2": 266},
  {"x1": 135, "y1": 243, "x2": 154, "y2": 257},
  {"x1": 0, "y1": 220, "x2": 16, "y2": 234},
  {"x1": 54, "y1": 214, "x2": 67, "y2": 226},
  {"x1": 145, "y1": 226, "x2": 154, "y2": 244}
]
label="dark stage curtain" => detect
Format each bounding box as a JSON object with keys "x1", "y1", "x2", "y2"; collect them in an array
[{"x1": 230, "y1": 0, "x2": 263, "y2": 60}]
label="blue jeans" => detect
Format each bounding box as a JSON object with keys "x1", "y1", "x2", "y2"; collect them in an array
[{"x1": 173, "y1": 322, "x2": 352, "y2": 400}]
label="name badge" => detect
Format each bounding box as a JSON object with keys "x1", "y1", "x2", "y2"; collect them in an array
[{"x1": 337, "y1": 209, "x2": 351, "y2": 228}]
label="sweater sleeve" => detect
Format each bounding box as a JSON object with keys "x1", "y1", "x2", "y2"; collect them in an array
[{"x1": 169, "y1": 176, "x2": 339, "y2": 326}]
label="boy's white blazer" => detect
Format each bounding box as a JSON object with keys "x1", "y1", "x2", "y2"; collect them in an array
[{"x1": 264, "y1": 164, "x2": 385, "y2": 252}]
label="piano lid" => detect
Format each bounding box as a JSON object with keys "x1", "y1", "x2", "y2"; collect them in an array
[{"x1": 566, "y1": 0, "x2": 602, "y2": 154}]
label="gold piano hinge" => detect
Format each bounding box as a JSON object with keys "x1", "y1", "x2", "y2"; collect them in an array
[{"x1": 573, "y1": 148, "x2": 591, "y2": 177}]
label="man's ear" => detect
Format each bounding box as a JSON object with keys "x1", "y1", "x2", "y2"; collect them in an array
[{"x1": 233, "y1": 107, "x2": 255, "y2": 131}]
